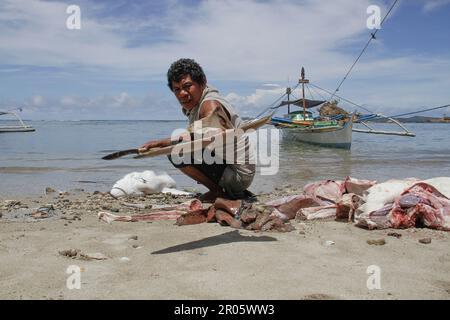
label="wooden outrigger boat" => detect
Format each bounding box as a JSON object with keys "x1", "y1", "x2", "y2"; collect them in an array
[{"x1": 270, "y1": 68, "x2": 353, "y2": 149}]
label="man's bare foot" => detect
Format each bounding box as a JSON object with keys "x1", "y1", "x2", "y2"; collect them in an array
[{"x1": 199, "y1": 190, "x2": 228, "y2": 203}]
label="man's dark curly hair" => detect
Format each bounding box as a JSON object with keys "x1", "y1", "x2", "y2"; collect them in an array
[{"x1": 167, "y1": 58, "x2": 207, "y2": 91}]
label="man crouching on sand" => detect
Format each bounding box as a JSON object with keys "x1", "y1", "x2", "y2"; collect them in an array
[{"x1": 140, "y1": 58, "x2": 255, "y2": 202}]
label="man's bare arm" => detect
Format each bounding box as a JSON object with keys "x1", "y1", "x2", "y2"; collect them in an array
[
  {"x1": 199, "y1": 100, "x2": 221, "y2": 119},
  {"x1": 139, "y1": 132, "x2": 191, "y2": 152},
  {"x1": 199, "y1": 100, "x2": 233, "y2": 129},
  {"x1": 139, "y1": 137, "x2": 172, "y2": 151}
]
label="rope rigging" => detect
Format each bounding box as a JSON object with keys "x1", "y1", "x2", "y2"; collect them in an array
[
  {"x1": 309, "y1": 83, "x2": 374, "y2": 114},
  {"x1": 255, "y1": 1, "x2": 399, "y2": 119},
  {"x1": 307, "y1": 84, "x2": 327, "y2": 101},
  {"x1": 329, "y1": 0, "x2": 399, "y2": 100},
  {"x1": 255, "y1": 82, "x2": 301, "y2": 118},
  {"x1": 311, "y1": 82, "x2": 450, "y2": 120},
  {"x1": 389, "y1": 104, "x2": 450, "y2": 118}
]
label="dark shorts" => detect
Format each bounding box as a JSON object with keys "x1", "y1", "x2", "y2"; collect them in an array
[{"x1": 167, "y1": 154, "x2": 227, "y2": 185}]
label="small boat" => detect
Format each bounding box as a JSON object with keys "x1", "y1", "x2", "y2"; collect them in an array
[
  {"x1": 271, "y1": 67, "x2": 353, "y2": 149},
  {"x1": 443, "y1": 114, "x2": 450, "y2": 123},
  {"x1": 0, "y1": 109, "x2": 35, "y2": 133}
]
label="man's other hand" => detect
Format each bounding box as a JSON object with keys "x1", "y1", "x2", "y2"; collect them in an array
[{"x1": 139, "y1": 141, "x2": 159, "y2": 152}]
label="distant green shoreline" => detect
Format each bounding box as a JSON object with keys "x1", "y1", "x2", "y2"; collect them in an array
[{"x1": 369, "y1": 116, "x2": 450, "y2": 123}]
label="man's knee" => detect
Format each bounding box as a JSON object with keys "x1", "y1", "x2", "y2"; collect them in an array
[{"x1": 219, "y1": 167, "x2": 254, "y2": 199}]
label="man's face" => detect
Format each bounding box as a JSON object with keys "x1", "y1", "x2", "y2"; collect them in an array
[{"x1": 171, "y1": 75, "x2": 205, "y2": 111}]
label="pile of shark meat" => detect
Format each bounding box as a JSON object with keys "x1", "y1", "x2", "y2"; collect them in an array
[
  {"x1": 98, "y1": 176, "x2": 450, "y2": 232},
  {"x1": 176, "y1": 197, "x2": 295, "y2": 232},
  {"x1": 265, "y1": 176, "x2": 450, "y2": 231},
  {"x1": 354, "y1": 177, "x2": 450, "y2": 230},
  {"x1": 98, "y1": 197, "x2": 294, "y2": 232}
]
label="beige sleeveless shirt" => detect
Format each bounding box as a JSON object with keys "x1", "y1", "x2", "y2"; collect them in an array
[{"x1": 183, "y1": 85, "x2": 255, "y2": 184}]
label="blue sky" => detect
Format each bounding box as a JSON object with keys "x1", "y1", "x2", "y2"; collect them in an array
[{"x1": 0, "y1": 0, "x2": 449, "y2": 120}]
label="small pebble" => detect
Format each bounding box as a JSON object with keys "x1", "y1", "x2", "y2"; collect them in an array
[
  {"x1": 387, "y1": 232, "x2": 402, "y2": 238},
  {"x1": 80, "y1": 252, "x2": 108, "y2": 260},
  {"x1": 45, "y1": 187, "x2": 56, "y2": 194},
  {"x1": 367, "y1": 238, "x2": 386, "y2": 246},
  {"x1": 419, "y1": 238, "x2": 432, "y2": 244}
]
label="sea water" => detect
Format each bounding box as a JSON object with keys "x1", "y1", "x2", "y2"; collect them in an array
[{"x1": 1, "y1": 120, "x2": 449, "y2": 197}]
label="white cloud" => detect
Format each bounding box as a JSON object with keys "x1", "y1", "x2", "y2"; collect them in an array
[
  {"x1": 262, "y1": 84, "x2": 281, "y2": 88},
  {"x1": 32, "y1": 95, "x2": 45, "y2": 106},
  {"x1": 225, "y1": 87, "x2": 286, "y2": 113},
  {"x1": 0, "y1": 0, "x2": 383, "y2": 81},
  {"x1": 0, "y1": 0, "x2": 442, "y2": 83},
  {"x1": 60, "y1": 96, "x2": 77, "y2": 106},
  {"x1": 423, "y1": 0, "x2": 450, "y2": 12}
]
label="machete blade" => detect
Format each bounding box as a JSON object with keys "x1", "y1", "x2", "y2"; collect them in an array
[{"x1": 102, "y1": 149, "x2": 139, "y2": 160}]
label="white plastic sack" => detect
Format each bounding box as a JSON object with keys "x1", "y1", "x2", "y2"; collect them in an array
[{"x1": 110, "y1": 170, "x2": 189, "y2": 197}]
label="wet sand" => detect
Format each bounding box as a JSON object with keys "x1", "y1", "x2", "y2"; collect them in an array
[{"x1": 1, "y1": 189, "x2": 449, "y2": 300}]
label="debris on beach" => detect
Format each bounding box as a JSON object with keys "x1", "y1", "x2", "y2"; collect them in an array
[
  {"x1": 387, "y1": 232, "x2": 402, "y2": 238},
  {"x1": 58, "y1": 249, "x2": 108, "y2": 260},
  {"x1": 81, "y1": 252, "x2": 109, "y2": 260},
  {"x1": 0, "y1": 201, "x2": 60, "y2": 222},
  {"x1": 98, "y1": 199, "x2": 202, "y2": 223},
  {"x1": 45, "y1": 187, "x2": 56, "y2": 194},
  {"x1": 1, "y1": 188, "x2": 196, "y2": 223},
  {"x1": 59, "y1": 248, "x2": 80, "y2": 258},
  {"x1": 419, "y1": 237, "x2": 432, "y2": 244},
  {"x1": 366, "y1": 239, "x2": 386, "y2": 246},
  {"x1": 31, "y1": 205, "x2": 55, "y2": 219}
]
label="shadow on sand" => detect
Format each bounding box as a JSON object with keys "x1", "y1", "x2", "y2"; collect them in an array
[{"x1": 151, "y1": 230, "x2": 277, "y2": 254}]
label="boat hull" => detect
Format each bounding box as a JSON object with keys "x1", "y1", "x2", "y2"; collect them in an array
[
  {"x1": 0, "y1": 126, "x2": 35, "y2": 133},
  {"x1": 281, "y1": 120, "x2": 353, "y2": 149}
]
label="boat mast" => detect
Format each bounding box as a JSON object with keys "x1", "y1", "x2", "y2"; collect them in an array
[
  {"x1": 286, "y1": 87, "x2": 291, "y2": 114},
  {"x1": 299, "y1": 67, "x2": 309, "y2": 119}
]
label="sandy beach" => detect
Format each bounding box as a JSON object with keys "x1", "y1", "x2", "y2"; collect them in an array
[{"x1": 1, "y1": 188, "x2": 449, "y2": 300}]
